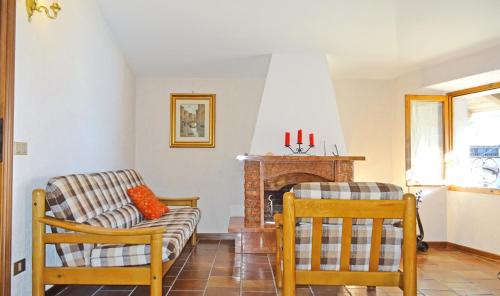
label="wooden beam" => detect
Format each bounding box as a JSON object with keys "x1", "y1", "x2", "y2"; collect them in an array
[
  {"x1": 311, "y1": 217, "x2": 323, "y2": 271},
  {"x1": 369, "y1": 218, "x2": 384, "y2": 272},
  {"x1": 402, "y1": 194, "x2": 417, "y2": 296},
  {"x1": 43, "y1": 233, "x2": 152, "y2": 244},
  {"x1": 282, "y1": 193, "x2": 296, "y2": 296},
  {"x1": 447, "y1": 82, "x2": 500, "y2": 98},
  {"x1": 339, "y1": 218, "x2": 352, "y2": 271},
  {"x1": 294, "y1": 199, "x2": 406, "y2": 219},
  {"x1": 38, "y1": 215, "x2": 166, "y2": 236},
  {"x1": 296, "y1": 271, "x2": 401, "y2": 286},
  {"x1": 43, "y1": 267, "x2": 151, "y2": 285}
]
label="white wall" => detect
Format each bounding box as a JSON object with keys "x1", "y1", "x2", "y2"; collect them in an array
[
  {"x1": 250, "y1": 54, "x2": 346, "y2": 155},
  {"x1": 447, "y1": 191, "x2": 500, "y2": 254},
  {"x1": 135, "y1": 78, "x2": 264, "y2": 233},
  {"x1": 12, "y1": 1, "x2": 136, "y2": 295},
  {"x1": 334, "y1": 79, "x2": 394, "y2": 183}
]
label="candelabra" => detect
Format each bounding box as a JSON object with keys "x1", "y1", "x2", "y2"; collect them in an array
[{"x1": 285, "y1": 143, "x2": 314, "y2": 155}]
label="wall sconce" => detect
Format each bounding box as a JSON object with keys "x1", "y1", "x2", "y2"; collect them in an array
[{"x1": 26, "y1": 0, "x2": 61, "y2": 22}]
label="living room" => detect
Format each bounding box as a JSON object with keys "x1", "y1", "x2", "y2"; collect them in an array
[{"x1": 0, "y1": 1, "x2": 499, "y2": 296}]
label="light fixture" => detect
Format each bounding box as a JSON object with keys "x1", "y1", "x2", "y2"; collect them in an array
[{"x1": 26, "y1": 0, "x2": 61, "y2": 22}]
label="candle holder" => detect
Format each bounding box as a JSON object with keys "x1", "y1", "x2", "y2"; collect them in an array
[{"x1": 285, "y1": 143, "x2": 314, "y2": 155}]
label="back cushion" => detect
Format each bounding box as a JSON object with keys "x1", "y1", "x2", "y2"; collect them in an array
[
  {"x1": 45, "y1": 169, "x2": 145, "y2": 266},
  {"x1": 292, "y1": 182, "x2": 403, "y2": 225},
  {"x1": 46, "y1": 169, "x2": 144, "y2": 222}
]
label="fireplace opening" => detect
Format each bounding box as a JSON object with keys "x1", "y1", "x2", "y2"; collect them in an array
[{"x1": 264, "y1": 184, "x2": 294, "y2": 223}]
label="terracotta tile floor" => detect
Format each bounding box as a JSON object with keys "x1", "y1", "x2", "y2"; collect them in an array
[{"x1": 49, "y1": 240, "x2": 500, "y2": 296}]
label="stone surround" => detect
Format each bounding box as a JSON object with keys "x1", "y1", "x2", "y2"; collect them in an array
[{"x1": 241, "y1": 155, "x2": 365, "y2": 227}]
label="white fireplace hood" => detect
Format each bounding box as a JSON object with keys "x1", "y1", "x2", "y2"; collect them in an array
[{"x1": 250, "y1": 53, "x2": 346, "y2": 155}]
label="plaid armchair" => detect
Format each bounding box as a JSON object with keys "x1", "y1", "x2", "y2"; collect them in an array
[{"x1": 274, "y1": 182, "x2": 417, "y2": 296}]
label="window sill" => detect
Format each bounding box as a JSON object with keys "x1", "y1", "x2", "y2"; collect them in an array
[
  {"x1": 406, "y1": 182, "x2": 446, "y2": 188},
  {"x1": 447, "y1": 185, "x2": 500, "y2": 196}
]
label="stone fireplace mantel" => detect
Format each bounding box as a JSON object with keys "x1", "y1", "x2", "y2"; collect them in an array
[{"x1": 240, "y1": 155, "x2": 365, "y2": 227}]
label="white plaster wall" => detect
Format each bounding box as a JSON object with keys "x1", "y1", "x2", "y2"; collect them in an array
[
  {"x1": 420, "y1": 43, "x2": 500, "y2": 88},
  {"x1": 334, "y1": 79, "x2": 394, "y2": 183},
  {"x1": 250, "y1": 54, "x2": 346, "y2": 155},
  {"x1": 135, "y1": 78, "x2": 264, "y2": 233},
  {"x1": 12, "y1": 1, "x2": 136, "y2": 295},
  {"x1": 414, "y1": 187, "x2": 448, "y2": 242},
  {"x1": 447, "y1": 191, "x2": 500, "y2": 254}
]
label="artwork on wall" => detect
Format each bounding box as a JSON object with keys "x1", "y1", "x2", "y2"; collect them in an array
[{"x1": 170, "y1": 93, "x2": 216, "y2": 148}]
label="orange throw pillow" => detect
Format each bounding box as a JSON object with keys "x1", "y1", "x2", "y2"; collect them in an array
[{"x1": 127, "y1": 185, "x2": 169, "y2": 219}]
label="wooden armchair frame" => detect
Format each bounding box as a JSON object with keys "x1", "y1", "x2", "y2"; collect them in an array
[
  {"x1": 274, "y1": 192, "x2": 417, "y2": 296},
  {"x1": 32, "y1": 189, "x2": 200, "y2": 296}
]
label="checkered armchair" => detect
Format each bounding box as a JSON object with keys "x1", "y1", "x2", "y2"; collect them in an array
[
  {"x1": 274, "y1": 182, "x2": 417, "y2": 296},
  {"x1": 32, "y1": 169, "x2": 201, "y2": 296}
]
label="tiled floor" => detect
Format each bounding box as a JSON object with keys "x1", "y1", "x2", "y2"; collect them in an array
[{"x1": 49, "y1": 240, "x2": 500, "y2": 296}]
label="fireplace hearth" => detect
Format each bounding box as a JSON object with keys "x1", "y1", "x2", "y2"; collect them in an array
[{"x1": 240, "y1": 155, "x2": 365, "y2": 227}]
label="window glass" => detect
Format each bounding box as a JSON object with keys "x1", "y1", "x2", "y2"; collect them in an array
[
  {"x1": 409, "y1": 101, "x2": 444, "y2": 185},
  {"x1": 450, "y1": 89, "x2": 500, "y2": 188}
]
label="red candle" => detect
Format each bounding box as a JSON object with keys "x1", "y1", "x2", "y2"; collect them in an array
[
  {"x1": 285, "y1": 132, "x2": 290, "y2": 147},
  {"x1": 297, "y1": 129, "x2": 303, "y2": 144},
  {"x1": 309, "y1": 133, "x2": 315, "y2": 147}
]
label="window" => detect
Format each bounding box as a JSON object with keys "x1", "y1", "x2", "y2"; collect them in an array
[
  {"x1": 405, "y1": 95, "x2": 449, "y2": 186},
  {"x1": 448, "y1": 84, "x2": 500, "y2": 190},
  {"x1": 406, "y1": 82, "x2": 500, "y2": 194}
]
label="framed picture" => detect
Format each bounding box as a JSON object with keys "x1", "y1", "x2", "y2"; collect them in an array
[{"x1": 170, "y1": 93, "x2": 216, "y2": 148}]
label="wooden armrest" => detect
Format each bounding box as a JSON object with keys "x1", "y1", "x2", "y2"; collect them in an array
[
  {"x1": 158, "y1": 196, "x2": 199, "y2": 201},
  {"x1": 158, "y1": 196, "x2": 199, "y2": 207},
  {"x1": 38, "y1": 216, "x2": 166, "y2": 236}
]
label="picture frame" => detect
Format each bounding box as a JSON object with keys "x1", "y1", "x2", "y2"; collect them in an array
[{"x1": 170, "y1": 93, "x2": 216, "y2": 148}]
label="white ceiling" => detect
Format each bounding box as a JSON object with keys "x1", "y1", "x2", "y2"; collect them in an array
[{"x1": 97, "y1": 0, "x2": 500, "y2": 79}]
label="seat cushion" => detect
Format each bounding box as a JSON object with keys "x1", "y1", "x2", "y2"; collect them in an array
[
  {"x1": 90, "y1": 207, "x2": 201, "y2": 267},
  {"x1": 295, "y1": 223, "x2": 402, "y2": 272},
  {"x1": 292, "y1": 182, "x2": 403, "y2": 225}
]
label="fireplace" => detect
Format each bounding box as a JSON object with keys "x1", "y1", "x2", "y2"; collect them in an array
[
  {"x1": 264, "y1": 184, "x2": 293, "y2": 223},
  {"x1": 241, "y1": 155, "x2": 365, "y2": 227}
]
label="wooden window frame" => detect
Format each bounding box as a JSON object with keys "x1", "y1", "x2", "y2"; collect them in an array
[
  {"x1": 447, "y1": 82, "x2": 500, "y2": 196},
  {"x1": 0, "y1": 0, "x2": 15, "y2": 294},
  {"x1": 405, "y1": 95, "x2": 450, "y2": 187}
]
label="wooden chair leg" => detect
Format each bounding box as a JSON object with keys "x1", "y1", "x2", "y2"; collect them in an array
[
  {"x1": 283, "y1": 193, "x2": 296, "y2": 296},
  {"x1": 191, "y1": 228, "x2": 198, "y2": 246},
  {"x1": 403, "y1": 194, "x2": 417, "y2": 296},
  {"x1": 150, "y1": 234, "x2": 163, "y2": 296},
  {"x1": 190, "y1": 199, "x2": 198, "y2": 247},
  {"x1": 32, "y1": 190, "x2": 46, "y2": 296},
  {"x1": 274, "y1": 217, "x2": 283, "y2": 288}
]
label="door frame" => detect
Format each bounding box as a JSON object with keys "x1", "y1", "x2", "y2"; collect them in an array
[{"x1": 0, "y1": 0, "x2": 15, "y2": 294}]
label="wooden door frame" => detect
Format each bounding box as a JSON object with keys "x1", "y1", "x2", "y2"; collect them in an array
[{"x1": 0, "y1": 0, "x2": 15, "y2": 295}]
